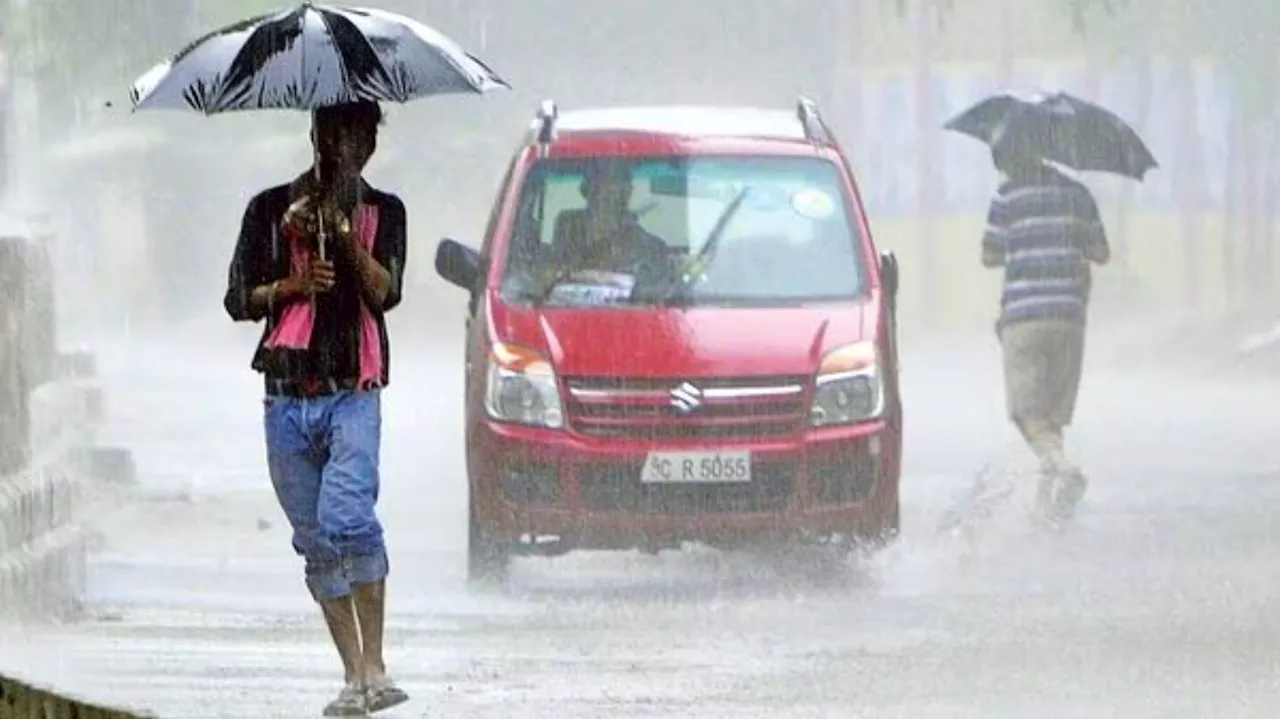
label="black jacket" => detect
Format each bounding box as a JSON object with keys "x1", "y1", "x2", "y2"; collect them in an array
[{"x1": 223, "y1": 179, "x2": 407, "y2": 389}]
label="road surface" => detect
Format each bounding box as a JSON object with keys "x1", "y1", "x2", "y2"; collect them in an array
[{"x1": 3, "y1": 319, "x2": 1279, "y2": 718}]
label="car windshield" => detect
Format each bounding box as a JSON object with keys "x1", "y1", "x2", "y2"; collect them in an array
[{"x1": 498, "y1": 155, "x2": 867, "y2": 308}]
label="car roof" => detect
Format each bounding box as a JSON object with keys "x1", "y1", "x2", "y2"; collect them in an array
[
  {"x1": 547, "y1": 106, "x2": 811, "y2": 142},
  {"x1": 522, "y1": 103, "x2": 840, "y2": 160}
]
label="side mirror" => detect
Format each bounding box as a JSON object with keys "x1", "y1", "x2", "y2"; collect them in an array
[
  {"x1": 434, "y1": 238, "x2": 482, "y2": 291},
  {"x1": 879, "y1": 250, "x2": 899, "y2": 302}
]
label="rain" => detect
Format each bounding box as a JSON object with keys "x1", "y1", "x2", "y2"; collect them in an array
[{"x1": 1, "y1": 0, "x2": 1279, "y2": 717}]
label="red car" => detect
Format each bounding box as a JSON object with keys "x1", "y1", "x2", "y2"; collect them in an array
[{"x1": 435, "y1": 98, "x2": 903, "y2": 584}]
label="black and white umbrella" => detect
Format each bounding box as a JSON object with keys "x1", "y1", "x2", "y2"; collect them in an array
[{"x1": 129, "y1": 2, "x2": 508, "y2": 114}]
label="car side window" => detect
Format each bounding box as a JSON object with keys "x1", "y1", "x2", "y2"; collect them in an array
[{"x1": 538, "y1": 173, "x2": 587, "y2": 246}]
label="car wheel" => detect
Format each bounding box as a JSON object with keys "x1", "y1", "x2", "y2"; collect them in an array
[
  {"x1": 858, "y1": 488, "x2": 901, "y2": 553},
  {"x1": 467, "y1": 494, "x2": 511, "y2": 588}
]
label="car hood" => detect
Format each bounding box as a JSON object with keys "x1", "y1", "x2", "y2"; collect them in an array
[{"x1": 488, "y1": 299, "x2": 879, "y2": 377}]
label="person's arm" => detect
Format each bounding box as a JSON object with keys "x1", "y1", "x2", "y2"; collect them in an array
[
  {"x1": 332, "y1": 196, "x2": 404, "y2": 312},
  {"x1": 980, "y1": 197, "x2": 1009, "y2": 268},
  {"x1": 224, "y1": 195, "x2": 290, "y2": 322},
  {"x1": 1076, "y1": 189, "x2": 1111, "y2": 265}
]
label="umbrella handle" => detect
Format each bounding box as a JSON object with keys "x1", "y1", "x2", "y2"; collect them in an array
[
  {"x1": 317, "y1": 212, "x2": 327, "y2": 262},
  {"x1": 313, "y1": 159, "x2": 329, "y2": 263},
  {"x1": 313, "y1": 212, "x2": 325, "y2": 312}
]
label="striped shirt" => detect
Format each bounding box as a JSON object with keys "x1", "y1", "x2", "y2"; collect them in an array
[{"x1": 981, "y1": 168, "x2": 1109, "y2": 330}]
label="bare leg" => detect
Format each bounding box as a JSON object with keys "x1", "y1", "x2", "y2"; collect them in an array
[
  {"x1": 1018, "y1": 418, "x2": 1068, "y2": 473},
  {"x1": 319, "y1": 595, "x2": 364, "y2": 684},
  {"x1": 354, "y1": 578, "x2": 409, "y2": 712},
  {"x1": 1013, "y1": 418, "x2": 1037, "y2": 455},
  {"x1": 1018, "y1": 418, "x2": 1087, "y2": 522},
  {"x1": 352, "y1": 580, "x2": 386, "y2": 679},
  {"x1": 1016, "y1": 418, "x2": 1063, "y2": 519}
]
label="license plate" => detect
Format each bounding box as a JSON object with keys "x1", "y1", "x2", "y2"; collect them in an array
[{"x1": 640, "y1": 450, "x2": 752, "y2": 484}]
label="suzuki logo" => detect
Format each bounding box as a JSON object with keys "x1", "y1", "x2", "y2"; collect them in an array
[{"x1": 670, "y1": 382, "x2": 703, "y2": 413}]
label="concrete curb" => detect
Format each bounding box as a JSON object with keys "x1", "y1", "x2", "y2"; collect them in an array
[{"x1": 0, "y1": 673, "x2": 151, "y2": 718}]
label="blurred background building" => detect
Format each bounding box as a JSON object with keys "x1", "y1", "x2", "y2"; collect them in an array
[{"x1": 2, "y1": 0, "x2": 1277, "y2": 339}]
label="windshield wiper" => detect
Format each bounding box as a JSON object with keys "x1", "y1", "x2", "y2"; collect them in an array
[{"x1": 663, "y1": 187, "x2": 750, "y2": 306}]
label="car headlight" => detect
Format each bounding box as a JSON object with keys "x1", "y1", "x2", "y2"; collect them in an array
[
  {"x1": 810, "y1": 342, "x2": 883, "y2": 426},
  {"x1": 485, "y1": 342, "x2": 565, "y2": 429}
]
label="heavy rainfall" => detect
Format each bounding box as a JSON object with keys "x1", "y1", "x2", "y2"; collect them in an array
[{"x1": 0, "y1": 0, "x2": 1279, "y2": 717}]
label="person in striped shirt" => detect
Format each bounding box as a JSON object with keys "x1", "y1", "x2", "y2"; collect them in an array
[{"x1": 981, "y1": 146, "x2": 1110, "y2": 524}]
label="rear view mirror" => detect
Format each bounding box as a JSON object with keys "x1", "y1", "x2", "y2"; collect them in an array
[
  {"x1": 879, "y1": 250, "x2": 899, "y2": 302},
  {"x1": 648, "y1": 174, "x2": 737, "y2": 200},
  {"x1": 649, "y1": 174, "x2": 688, "y2": 197},
  {"x1": 435, "y1": 238, "x2": 481, "y2": 291}
]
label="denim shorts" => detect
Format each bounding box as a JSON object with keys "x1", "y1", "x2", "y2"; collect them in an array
[{"x1": 263, "y1": 388, "x2": 388, "y2": 601}]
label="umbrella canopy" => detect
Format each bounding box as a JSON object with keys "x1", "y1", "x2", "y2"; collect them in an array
[
  {"x1": 944, "y1": 91, "x2": 1158, "y2": 181},
  {"x1": 129, "y1": 2, "x2": 508, "y2": 114}
]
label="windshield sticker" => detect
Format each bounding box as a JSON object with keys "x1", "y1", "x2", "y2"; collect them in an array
[
  {"x1": 790, "y1": 188, "x2": 836, "y2": 219},
  {"x1": 548, "y1": 284, "x2": 632, "y2": 306},
  {"x1": 565, "y1": 270, "x2": 636, "y2": 288},
  {"x1": 546, "y1": 271, "x2": 636, "y2": 306}
]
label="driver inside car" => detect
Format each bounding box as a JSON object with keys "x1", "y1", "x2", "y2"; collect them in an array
[{"x1": 546, "y1": 162, "x2": 672, "y2": 286}]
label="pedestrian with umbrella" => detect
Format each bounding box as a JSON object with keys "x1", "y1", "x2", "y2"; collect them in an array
[
  {"x1": 130, "y1": 4, "x2": 507, "y2": 715},
  {"x1": 945, "y1": 91, "x2": 1157, "y2": 527}
]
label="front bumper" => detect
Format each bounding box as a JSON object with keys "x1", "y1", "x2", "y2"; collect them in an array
[{"x1": 470, "y1": 418, "x2": 897, "y2": 546}]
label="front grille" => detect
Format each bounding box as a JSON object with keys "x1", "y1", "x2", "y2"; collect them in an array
[
  {"x1": 578, "y1": 461, "x2": 793, "y2": 514},
  {"x1": 565, "y1": 375, "x2": 809, "y2": 441},
  {"x1": 499, "y1": 460, "x2": 563, "y2": 506}
]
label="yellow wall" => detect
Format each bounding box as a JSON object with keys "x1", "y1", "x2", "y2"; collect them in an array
[{"x1": 872, "y1": 213, "x2": 1275, "y2": 332}]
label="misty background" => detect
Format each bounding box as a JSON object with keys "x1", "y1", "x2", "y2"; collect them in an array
[
  {"x1": 4, "y1": 4, "x2": 1280, "y2": 715},
  {"x1": 1, "y1": 0, "x2": 1278, "y2": 347}
]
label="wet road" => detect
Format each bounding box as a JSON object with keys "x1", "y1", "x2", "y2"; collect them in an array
[{"x1": 3, "y1": 321, "x2": 1279, "y2": 718}]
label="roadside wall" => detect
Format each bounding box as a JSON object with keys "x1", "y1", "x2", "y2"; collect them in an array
[
  {"x1": 0, "y1": 220, "x2": 100, "y2": 619},
  {"x1": 0, "y1": 218, "x2": 138, "y2": 716}
]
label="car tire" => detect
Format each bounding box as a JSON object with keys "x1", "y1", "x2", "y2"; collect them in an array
[
  {"x1": 466, "y1": 494, "x2": 511, "y2": 588},
  {"x1": 860, "y1": 488, "x2": 901, "y2": 552}
]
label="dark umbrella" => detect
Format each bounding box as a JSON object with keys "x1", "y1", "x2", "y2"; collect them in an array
[
  {"x1": 944, "y1": 91, "x2": 1158, "y2": 181},
  {"x1": 129, "y1": 2, "x2": 507, "y2": 114}
]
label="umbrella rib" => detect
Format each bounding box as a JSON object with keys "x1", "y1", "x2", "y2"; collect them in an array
[
  {"x1": 218, "y1": 9, "x2": 303, "y2": 111},
  {"x1": 326, "y1": 7, "x2": 404, "y2": 102},
  {"x1": 315, "y1": 7, "x2": 362, "y2": 103},
  {"x1": 300, "y1": 8, "x2": 309, "y2": 105},
  {"x1": 294, "y1": 6, "x2": 325, "y2": 106},
  {"x1": 355, "y1": 5, "x2": 502, "y2": 93}
]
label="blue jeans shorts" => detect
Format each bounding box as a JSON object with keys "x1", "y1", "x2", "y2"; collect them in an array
[{"x1": 263, "y1": 388, "x2": 388, "y2": 601}]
